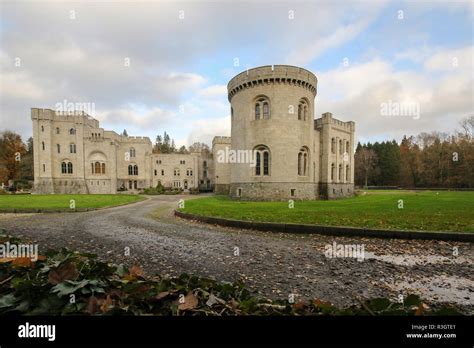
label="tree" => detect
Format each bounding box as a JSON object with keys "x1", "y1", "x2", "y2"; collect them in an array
[
  {"x1": 0, "y1": 131, "x2": 28, "y2": 184},
  {"x1": 178, "y1": 145, "x2": 188, "y2": 154},
  {"x1": 354, "y1": 143, "x2": 377, "y2": 187},
  {"x1": 188, "y1": 142, "x2": 210, "y2": 155},
  {"x1": 122, "y1": 129, "x2": 128, "y2": 137}
]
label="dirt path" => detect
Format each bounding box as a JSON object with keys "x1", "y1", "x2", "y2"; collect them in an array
[{"x1": 0, "y1": 194, "x2": 472, "y2": 311}]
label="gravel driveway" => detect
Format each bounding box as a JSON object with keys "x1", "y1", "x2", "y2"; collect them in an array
[{"x1": 0, "y1": 194, "x2": 472, "y2": 312}]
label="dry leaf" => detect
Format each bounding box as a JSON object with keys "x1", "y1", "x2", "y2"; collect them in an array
[
  {"x1": 100, "y1": 295, "x2": 113, "y2": 313},
  {"x1": 48, "y1": 262, "x2": 79, "y2": 285},
  {"x1": 85, "y1": 296, "x2": 98, "y2": 315},
  {"x1": 128, "y1": 265, "x2": 144, "y2": 278},
  {"x1": 177, "y1": 291, "x2": 199, "y2": 311},
  {"x1": 12, "y1": 257, "x2": 34, "y2": 268}
]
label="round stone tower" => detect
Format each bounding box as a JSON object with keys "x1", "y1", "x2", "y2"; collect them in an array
[{"x1": 227, "y1": 65, "x2": 318, "y2": 200}]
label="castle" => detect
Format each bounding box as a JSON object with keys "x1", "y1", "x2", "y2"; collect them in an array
[{"x1": 32, "y1": 65, "x2": 355, "y2": 200}]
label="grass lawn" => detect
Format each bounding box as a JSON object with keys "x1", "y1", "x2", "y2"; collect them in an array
[
  {"x1": 179, "y1": 190, "x2": 474, "y2": 233},
  {"x1": 0, "y1": 194, "x2": 145, "y2": 211}
]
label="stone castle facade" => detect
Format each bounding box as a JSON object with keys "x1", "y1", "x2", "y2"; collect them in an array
[{"x1": 32, "y1": 65, "x2": 355, "y2": 200}]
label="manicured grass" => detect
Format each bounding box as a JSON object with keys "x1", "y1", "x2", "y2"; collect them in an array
[
  {"x1": 179, "y1": 190, "x2": 474, "y2": 233},
  {"x1": 0, "y1": 194, "x2": 145, "y2": 211}
]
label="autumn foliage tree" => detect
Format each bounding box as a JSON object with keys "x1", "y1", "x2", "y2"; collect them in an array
[{"x1": 0, "y1": 131, "x2": 29, "y2": 185}]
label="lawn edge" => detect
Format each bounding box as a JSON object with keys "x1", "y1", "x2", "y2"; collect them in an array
[
  {"x1": 0, "y1": 195, "x2": 148, "y2": 213},
  {"x1": 174, "y1": 210, "x2": 474, "y2": 242}
]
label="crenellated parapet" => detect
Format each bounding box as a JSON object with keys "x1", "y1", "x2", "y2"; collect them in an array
[
  {"x1": 227, "y1": 65, "x2": 317, "y2": 102},
  {"x1": 31, "y1": 108, "x2": 99, "y2": 128}
]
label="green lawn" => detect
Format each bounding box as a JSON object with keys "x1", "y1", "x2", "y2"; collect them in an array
[
  {"x1": 179, "y1": 190, "x2": 474, "y2": 233},
  {"x1": 0, "y1": 194, "x2": 145, "y2": 211}
]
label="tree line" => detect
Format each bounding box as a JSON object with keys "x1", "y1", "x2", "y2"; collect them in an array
[{"x1": 354, "y1": 116, "x2": 474, "y2": 188}]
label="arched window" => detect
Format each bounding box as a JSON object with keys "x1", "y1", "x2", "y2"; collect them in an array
[
  {"x1": 254, "y1": 96, "x2": 270, "y2": 120},
  {"x1": 254, "y1": 145, "x2": 270, "y2": 176},
  {"x1": 130, "y1": 147, "x2": 136, "y2": 158},
  {"x1": 338, "y1": 164, "x2": 343, "y2": 181},
  {"x1": 346, "y1": 165, "x2": 350, "y2": 182},
  {"x1": 133, "y1": 165, "x2": 138, "y2": 176},
  {"x1": 70, "y1": 143, "x2": 76, "y2": 154},
  {"x1": 94, "y1": 162, "x2": 101, "y2": 174},
  {"x1": 331, "y1": 138, "x2": 336, "y2": 154},
  {"x1": 339, "y1": 140, "x2": 343, "y2": 155},
  {"x1": 128, "y1": 165, "x2": 133, "y2": 176},
  {"x1": 331, "y1": 163, "x2": 335, "y2": 181},
  {"x1": 298, "y1": 99, "x2": 308, "y2": 121},
  {"x1": 61, "y1": 162, "x2": 67, "y2": 174},
  {"x1": 42, "y1": 142, "x2": 45, "y2": 151},
  {"x1": 69, "y1": 128, "x2": 76, "y2": 135},
  {"x1": 298, "y1": 147, "x2": 309, "y2": 176},
  {"x1": 101, "y1": 163, "x2": 106, "y2": 174},
  {"x1": 346, "y1": 141, "x2": 350, "y2": 153},
  {"x1": 67, "y1": 162, "x2": 73, "y2": 174}
]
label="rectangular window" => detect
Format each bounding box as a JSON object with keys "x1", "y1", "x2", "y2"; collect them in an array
[
  {"x1": 263, "y1": 152, "x2": 269, "y2": 175},
  {"x1": 290, "y1": 189, "x2": 296, "y2": 197},
  {"x1": 237, "y1": 188, "x2": 242, "y2": 197},
  {"x1": 57, "y1": 144, "x2": 60, "y2": 153},
  {"x1": 161, "y1": 170, "x2": 164, "y2": 176}
]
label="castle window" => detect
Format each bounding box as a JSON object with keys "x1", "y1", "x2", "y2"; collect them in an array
[
  {"x1": 203, "y1": 161, "x2": 207, "y2": 167},
  {"x1": 346, "y1": 141, "x2": 350, "y2": 153},
  {"x1": 331, "y1": 138, "x2": 336, "y2": 154},
  {"x1": 331, "y1": 163, "x2": 335, "y2": 181},
  {"x1": 101, "y1": 163, "x2": 106, "y2": 174},
  {"x1": 69, "y1": 128, "x2": 76, "y2": 135},
  {"x1": 43, "y1": 164, "x2": 45, "y2": 172},
  {"x1": 338, "y1": 164, "x2": 343, "y2": 181},
  {"x1": 154, "y1": 169, "x2": 157, "y2": 176},
  {"x1": 263, "y1": 102, "x2": 269, "y2": 119},
  {"x1": 57, "y1": 144, "x2": 60, "y2": 153},
  {"x1": 129, "y1": 181, "x2": 132, "y2": 189},
  {"x1": 128, "y1": 164, "x2": 138, "y2": 176},
  {"x1": 290, "y1": 189, "x2": 296, "y2": 197},
  {"x1": 254, "y1": 145, "x2": 270, "y2": 176},
  {"x1": 130, "y1": 147, "x2": 136, "y2": 158},
  {"x1": 61, "y1": 161, "x2": 73, "y2": 174},
  {"x1": 339, "y1": 140, "x2": 343, "y2": 155},
  {"x1": 298, "y1": 147, "x2": 309, "y2": 176},
  {"x1": 174, "y1": 168, "x2": 180, "y2": 176},
  {"x1": 161, "y1": 170, "x2": 164, "y2": 176},
  {"x1": 346, "y1": 165, "x2": 350, "y2": 182},
  {"x1": 298, "y1": 99, "x2": 308, "y2": 121},
  {"x1": 186, "y1": 168, "x2": 193, "y2": 176},
  {"x1": 156, "y1": 160, "x2": 162, "y2": 164},
  {"x1": 70, "y1": 143, "x2": 76, "y2": 154},
  {"x1": 56, "y1": 127, "x2": 60, "y2": 134},
  {"x1": 42, "y1": 142, "x2": 45, "y2": 151},
  {"x1": 255, "y1": 96, "x2": 270, "y2": 120},
  {"x1": 237, "y1": 188, "x2": 242, "y2": 197},
  {"x1": 41, "y1": 125, "x2": 44, "y2": 132},
  {"x1": 180, "y1": 160, "x2": 186, "y2": 165},
  {"x1": 203, "y1": 170, "x2": 207, "y2": 177}
]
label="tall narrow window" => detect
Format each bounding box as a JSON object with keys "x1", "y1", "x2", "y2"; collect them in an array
[
  {"x1": 331, "y1": 138, "x2": 336, "y2": 154},
  {"x1": 346, "y1": 141, "x2": 350, "y2": 153},
  {"x1": 255, "y1": 104, "x2": 261, "y2": 120},
  {"x1": 331, "y1": 163, "x2": 335, "y2": 181},
  {"x1": 43, "y1": 164, "x2": 45, "y2": 172},
  {"x1": 254, "y1": 145, "x2": 270, "y2": 176},
  {"x1": 130, "y1": 147, "x2": 136, "y2": 158},
  {"x1": 298, "y1": 147, "x2": 309, "y2": 176},
  {"x1": 67, "y1": 162, "x2": 73, "y2": 174},
  {"x1": 339, "y1": 140, "x2": 343, "y2": 155},
  {"x1": 133, "y1": 165, "x2": 138, "y2": 176},
  {"x1": 101, "y1": 163, "x2": 106, "y2": 174},
  {"x1": 263, "y1": 102, "x2": 269, "y2": 119},
  {"x1": 298, "y1": 99, "x2": 308, "y2": 121},
  {"x1": 41, "y1": 125, "x2": 44, "y2": 132},
  {"x1": 255, "y1": 96, "x2": 270, "y2": 120},
  {"x1": 95, "y1": 162, "x2": 101, "y2": 174},
  {"x1": 70, "y1": 143, "x2": 76, "y2": 153},
  {"x1": 42, "y1": 142, "x2": 45, "y2": 150},
  {"x1": 57, "y1": 144, "x2": 60, "y2": 153},
  {"x1": 338, "y1": 164, "x2": 343, "y2": 181},
  {"x1": 69, "y1": 128, "x2": 76, "y2": 135},
  {"x1": 128, "y1": 165, "x2": 133, "y2": 176},
  {"x1": 56, "y1": 127, "x2": 60, "y2": 134},
  {"x1": 61, "y1": 162, "x2": 67, "y2": 174},
  {"x1": 346, "y1": 165, "x2": 350, "y2": 182}
]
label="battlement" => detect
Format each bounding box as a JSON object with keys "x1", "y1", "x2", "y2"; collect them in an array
[
  {"x1": 31, "y1": 108, "x2": 99, "y2": 128},
  {"x1": 119, "y1": 135, "x2": 152, "y2": 144},
  {"x1": 227, "y1": 65, "x2": 317, "y2": 101},
  {"x1": 212, "y1": 136, "x2": 232, "y2": 146},
  {"x1": 315, "y1": 112, "x2": 355, "y2": 132}
]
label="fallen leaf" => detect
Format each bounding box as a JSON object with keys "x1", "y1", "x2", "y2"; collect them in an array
[
  {"x1": 85, "y1": 296, "x2": 98, "y2": 315},
  {"x1": 128, "y1": 265, "x2": 144, "y2": 278},
  {"x1": 177, "y1": 291, "x2": 199, "y2": 311},
  {"x1": 100, "y1": 295, "x2": 113, "y2": 313},
  {"x1": 48, "y1": 262, "x2": 79, "y2": 285},
  {"x1": 12, "y1": 257, "x2": 34, "y2": 268}
]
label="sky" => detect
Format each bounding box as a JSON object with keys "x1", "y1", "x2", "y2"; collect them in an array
[{"x1": 0, "y1": 0, "x2": 473, "y2": 147}]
